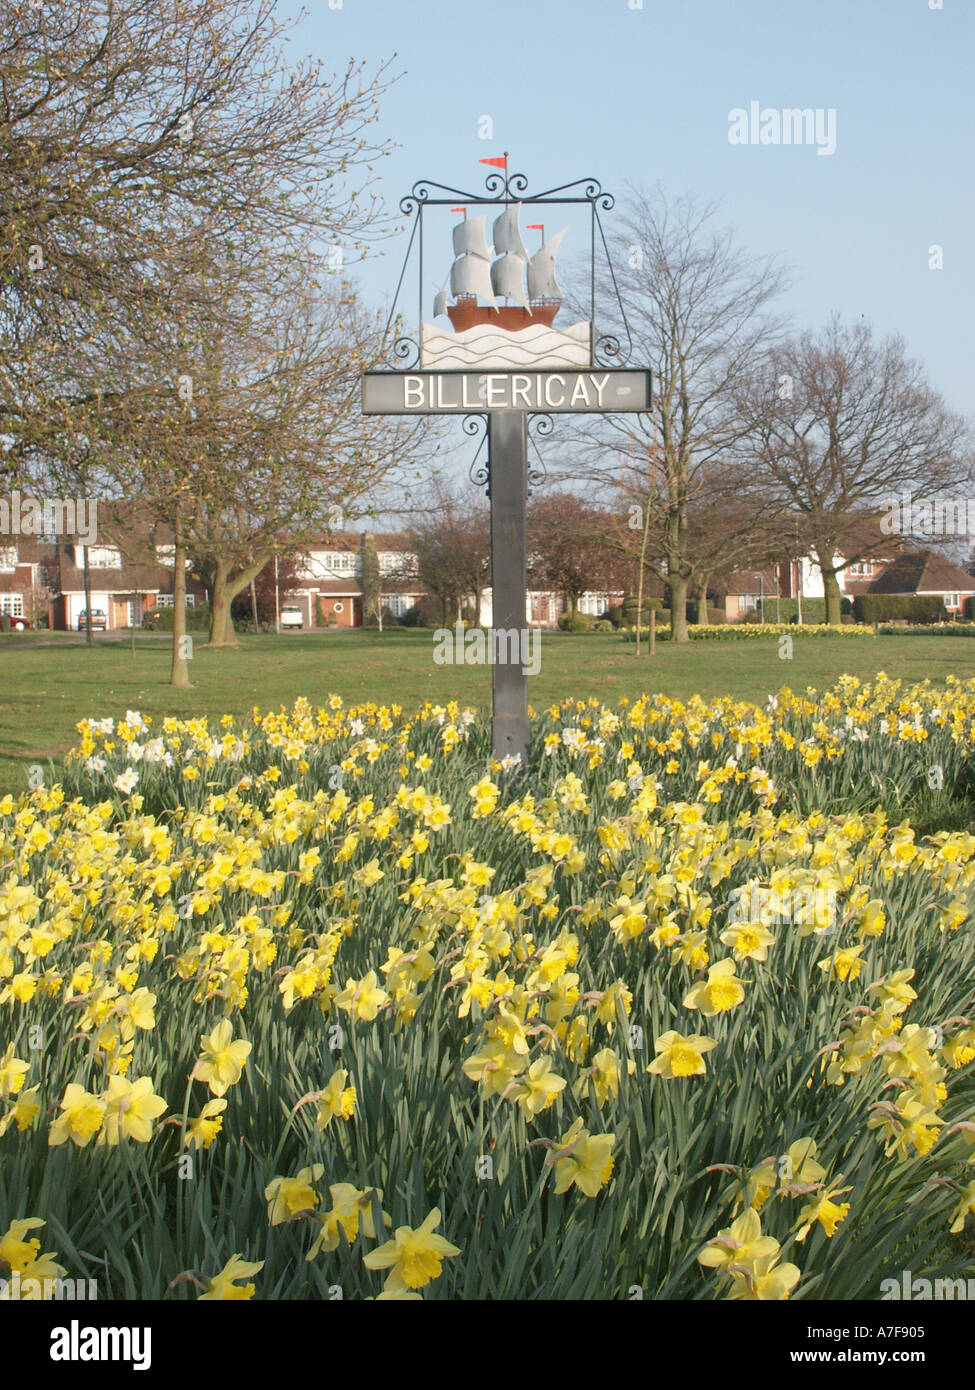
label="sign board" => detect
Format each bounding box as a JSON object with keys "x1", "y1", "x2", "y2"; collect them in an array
[{"x1": 362, "y1": 369, "x2": 651, "y2": 415}]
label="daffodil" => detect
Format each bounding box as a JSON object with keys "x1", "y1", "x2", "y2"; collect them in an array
[
  {"x1": 195, "y1": 1019, "x2": 252, "y2": 1097},
  {"x1": 363, "y1": 1209, "x2": 460, "y2": 1293},
  {"x1": 265, "y1": 1165, "x2": 325, "y2": 1225},
  {"x1": 793, "y1": 1179, "x2": 853, "y2": 1241},
  {"x1": 184, "y1": 1099, "x2": 227, "y2": 1150},
  {"x1": 307, "y1": 1185, "x2": 388, "y2": 1258},
  {"x1": 197, "y1": 1254, "x2": 264, "y2": 1301},
  {"x1": 510, "y1": 1055, "x2": 566, "y2": 1118},
  {"x1": 0, "y1": 1044, "x2": 29, "y2": 1097},
  {"x1": 727, "y1": 1251, "x2": 801, "y2": 1300},
  {"x1": 48, "y1": 1083, "x2": 106, "y2": 1148},
  {"x1": 683, "y1": 958, "x2": 746, "y2": 1016},
  {"x1": 0, "y1": 1217, "x2": 46, "y2": 1272},
  {"x1": 550, "y1": 1117, "x2": 615, "y2": 1197},
  {"x1": 317, "y1": 1068, "x2": 356, "y2": 1128},
  {"x1": 0, "y1": 1084, "x2": 41, "y2": 1135},
  {"x1": 335, "y1": 970, "x2": 389, "y2": 1022},
  {"x1": 698, "y1": 1207, "x2": 780, "y2": 1271},
  {"x1": 647, "y1": 1030, "x2": 717, "y2": 1078}
]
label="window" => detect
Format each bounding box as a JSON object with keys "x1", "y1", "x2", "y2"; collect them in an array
[
  {"x1": 155, "y1": 593, "x2": 194, "y2": 608},
  {"x1": 323, "y1": 551, "x2": 357, "y2": 575},
  {"x1": 77, "y1": 545, "x2": 121, "y2": 568},
  {"x1": 333, "y1": 601, "x2": 344, "y2": 613},
  {"x1": 387, "y1": 594, "x2": 408, "y2": 617},
  {"x1": 155, "y1": 545, "x2": 191, "y2": 568},
  {"x1": 945, "y1": 592, "x2": 960, "y2": 610},
  {"x1": 379, "y1": 551, "x2": 412, "y2": 575},
  {"x1": 0, "y1": 546, "x2": 17, "y2": 571},
  {"x1": 0, "y1": 593, "x2": 24, "y2": 616},
  {"x1": 848, "y1": 562, "x2": 875, "y2": 578},
  {"x1": 578, "y1": 593, "x2": 608, "y2": 616},
  {"x1": 738, "y1": 594, "x2": 758, "y2": 612}
]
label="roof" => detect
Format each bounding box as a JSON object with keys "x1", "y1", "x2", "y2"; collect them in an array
[
  {"x1": 714, "y1": 566, "x2": 779, "y2": 595},
  {"x1": 868, "y1": 550, "x2": 975, "y2": 595}
]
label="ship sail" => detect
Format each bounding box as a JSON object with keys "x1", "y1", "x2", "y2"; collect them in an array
[
  {"x1": 433, "y1": 287, "x2": 449, "y2": 318},
  {"x1": 451, "y1": 252, "x2": 497, "y2": 307},
  {"x1": 492, "y1": 203, "x2": 528, "y2": 259},
  {"x1": 490, "y1": 252, "x2": 530, "y2": 309},
  {"x1": 452, "y1": 215, "x2": 492, "y2": 262},
  {"x1": 527, "y1": 227, "x2": 566, "y2": 300}
]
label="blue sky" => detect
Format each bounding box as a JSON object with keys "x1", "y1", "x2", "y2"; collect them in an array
[{"x1": 279, "y1": 0, "x2": 972, "y2": 416}]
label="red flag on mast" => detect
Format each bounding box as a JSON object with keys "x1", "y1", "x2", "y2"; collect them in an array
[{"x1": 478, "y1": 154, "x2": 507, "y2": 169}]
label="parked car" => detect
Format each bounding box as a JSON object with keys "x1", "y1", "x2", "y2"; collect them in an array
[
  {"x1": 78, "y1": 608, "x2": 108, "y2": 631},
  {"x1": 279, "y1": 605, "x2": 304, "y2": 630}
]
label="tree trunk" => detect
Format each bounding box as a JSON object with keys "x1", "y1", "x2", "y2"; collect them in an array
[
  {"x1": 209, "y1": 556, "x2": 271, "y2": 646},
  {"x1": 822, "y1": 566, "x2": 843, "y2": 626},
  {"x1": 670, "y1": 572, "x2": 690, "y2": 643},
  {"x1": 208, "y1": 560, "x2": 237, "y2": 647},
  {"x1": 170, "y1": 540, "x2": 192, "y2": 688},
  {"x1": 82, "y1": 545, "x2": 92, "y2": 646},
  {"x1": 692, "y1": 575, "x2": 709, "y2": 625}
]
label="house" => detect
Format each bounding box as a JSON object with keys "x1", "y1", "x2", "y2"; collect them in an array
[
  {"x1": 293, "y1": 532, "x2": 427, "y2": 627},
  {"x1": 46, "y1": 539, "x2": 209, "y2": 631},
  {"x1": 712, "y1": 512, "x2": 918, "y2": 621},
  {"x1": 0, "y1": 535, "x2": 49, "y2": 627},
  {"x1": 711, "y1": 567, "x2": 781, "y2": 622},
  {"x1": 865, "y1": 550, "x2": 975, "y2": 617}
]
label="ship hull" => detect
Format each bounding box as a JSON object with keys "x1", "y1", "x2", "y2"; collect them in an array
[{"x1": 447, "y1": 301, "x2": 559, "y2": 333}]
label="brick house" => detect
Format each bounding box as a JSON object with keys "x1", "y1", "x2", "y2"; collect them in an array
[{"x1": 865, "y1": 550, "x2": 975, "y2": 617}]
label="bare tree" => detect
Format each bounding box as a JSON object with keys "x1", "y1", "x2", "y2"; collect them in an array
[
  {"x1": 736, "y1": 316, "x2": 971, "y2": 624},
  {"x1": 407, "y1": 484, "x2": 490, "y2": 626},
  {"x1": 562, "y1": 186, "x2": 792, "y2": 641},
  {"x1": 1, "y1": 0, "x2": 398, "y2": 474}
]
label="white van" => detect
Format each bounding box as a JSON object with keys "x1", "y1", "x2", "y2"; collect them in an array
[{"x1": 279, "y1": 605, "x2": 304, "y2": 630}]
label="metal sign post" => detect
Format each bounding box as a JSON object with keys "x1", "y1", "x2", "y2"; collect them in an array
[
  {"x1": 360, "y1": 165, "x2": 650, "y2": 770},
  {"x1": 488, "y1": 410, "x2": 530, "y2": 766}
]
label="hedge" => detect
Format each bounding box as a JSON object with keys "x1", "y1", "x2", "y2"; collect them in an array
[
  {"x1": 142, "y1": 601, "x2": 211, "y2": 633},
  {"x1": 853, "y1": 594, "x2": 947, "y2": 624}
]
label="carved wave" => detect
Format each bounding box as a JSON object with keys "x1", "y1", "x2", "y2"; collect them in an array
[{"x1": 421, "y1": 321, "x2": 592, "y2": 369}]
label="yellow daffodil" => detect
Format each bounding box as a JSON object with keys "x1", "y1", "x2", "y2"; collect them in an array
[
  {"x1": 317, "y1": 1068, "x2": 356, "y2": 1128},
  {"x1": 363, "y1": 1209, "x2": 460, "y2": 1293},
  {"x1": 197, "y1": 1254, "x2": 264, "y2": 1301},
  {"x1": 48, "y1": 1084, "x2": 106, "y2": 1148},
  {"x1": 195, "y1": 1019, "x2": 252, "y2": 1097},
  {"x1": 265, "y1": 1164, "x2": 325, "y2": 1225},
  {"x1": 683, "y1": 958, "x2": 746, "y2": 1016},
  {"x1": 647, "y1": 1031, "x2": 717, "y2": 1078},
  {"x1": 550, "y1": 1118, "x2": 615, "y2": 1197}
]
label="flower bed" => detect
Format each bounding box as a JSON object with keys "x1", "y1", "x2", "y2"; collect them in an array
[{"x1": 1, "y1": 677, "x2": 974, "y2": 1299}]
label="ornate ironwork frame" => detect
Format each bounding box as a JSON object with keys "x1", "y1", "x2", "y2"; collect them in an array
[{"x1": 379, "y1": 170, "x2": 634, "y2": 374}]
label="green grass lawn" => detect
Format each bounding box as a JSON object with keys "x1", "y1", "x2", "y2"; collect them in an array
[{"x1": 2, "y1": 628, "x2": 974, "y2": 793}]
